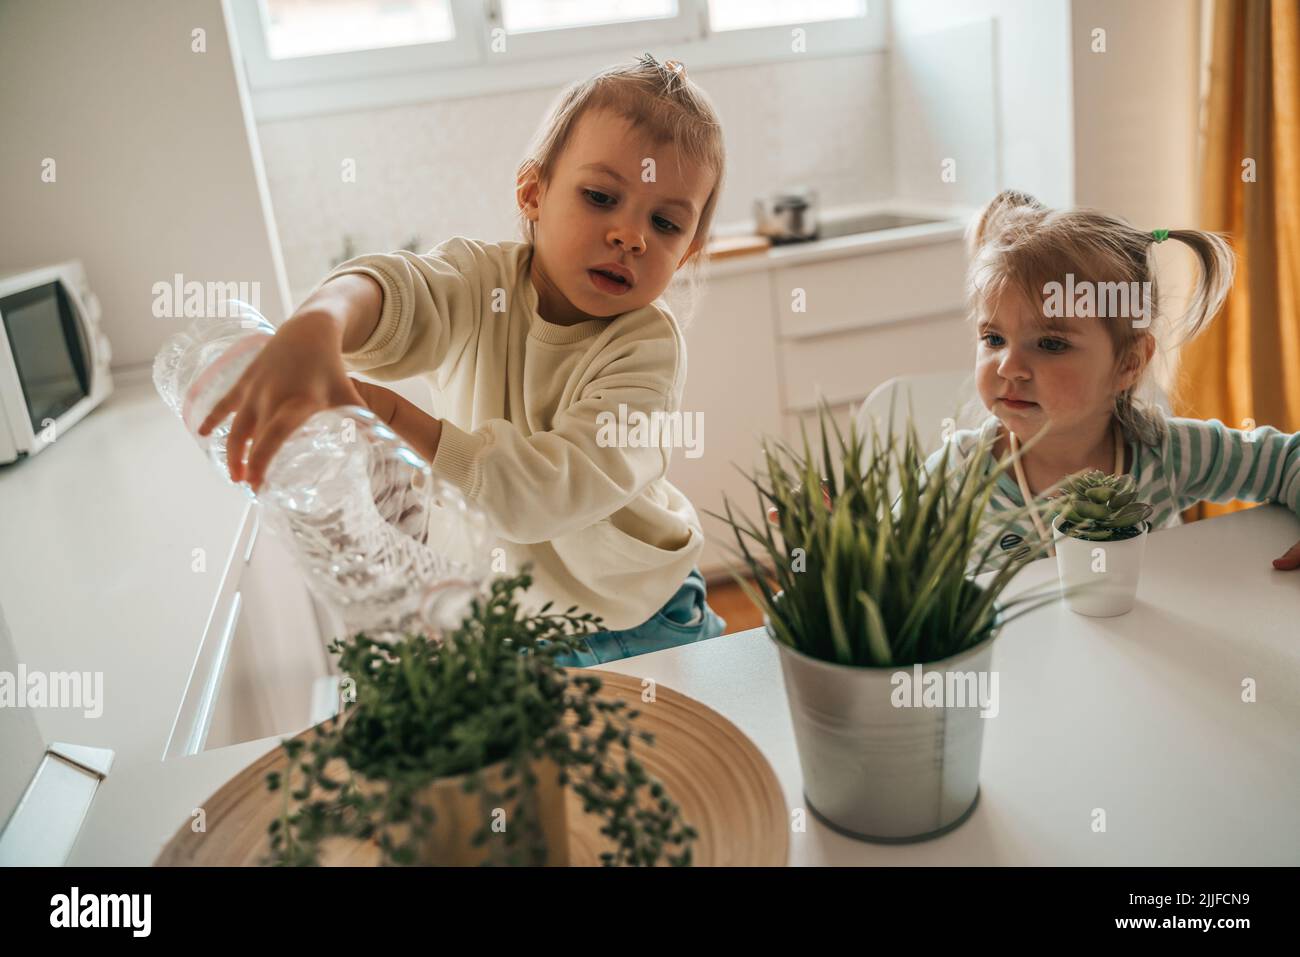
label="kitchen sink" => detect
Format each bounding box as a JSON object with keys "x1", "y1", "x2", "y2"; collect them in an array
[{"x1": 815, "y1": 212, "x2": 946, "y2": 240}]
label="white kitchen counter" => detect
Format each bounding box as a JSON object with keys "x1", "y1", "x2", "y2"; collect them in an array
[
  {"x1": 64, "y1": 502, "x2": 1300, "y2": 866},
  {"x1": 699, "y1": 203, "x2": 968, "y2": 279},
  {"x1": 0, "y1": 367, "x2": 251, "y2": 767}
]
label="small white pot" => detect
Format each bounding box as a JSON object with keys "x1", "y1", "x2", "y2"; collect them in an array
[{"x1": 1052, "y1": 514, "x2": 1149, "y2": 617}]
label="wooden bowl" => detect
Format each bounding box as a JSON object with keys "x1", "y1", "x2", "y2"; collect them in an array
[{"x1": 155, "y1": 670, "x2": 788, "y2": 866}]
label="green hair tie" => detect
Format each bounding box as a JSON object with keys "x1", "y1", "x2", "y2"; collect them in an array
[{"x1": 1151, "y1": 228, "x2": 1170, "y2": 243}]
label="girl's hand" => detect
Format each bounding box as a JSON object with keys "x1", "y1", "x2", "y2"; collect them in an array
[
  {"x1": 1273, "y1": 539, "x2": 1300, "y2": 570},
  {"x1": 350, "y1": 379, "x2": 444, "y2": 465},
  {"x1": 196, "y1": 310, "x2": 364, "y2": 493},
  {"x1": 766, "y1": 481, "x2": 833, "y2": 526}
]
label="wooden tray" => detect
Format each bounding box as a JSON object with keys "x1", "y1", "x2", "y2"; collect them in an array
[{"x1": 155, "y1": 671, "x2": 789, "y2": 866}]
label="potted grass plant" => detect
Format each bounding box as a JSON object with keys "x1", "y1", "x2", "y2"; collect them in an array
[
  {"x1": 1050, "y1": 471, "x2": 1153, "y2": 618},
  {"x1": 264, "y1": 570, "x2": 697, "y2": 866},
  {"x1": 713, "y1": 408, "x2": 1056, "y2": 843}
]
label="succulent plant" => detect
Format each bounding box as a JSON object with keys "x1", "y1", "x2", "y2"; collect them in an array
[{"x1": 1054, "y1": 471, "x2": 1153, "y2": 541}]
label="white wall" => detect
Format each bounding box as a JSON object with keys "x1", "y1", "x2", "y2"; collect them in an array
[
  {"x1": 891, "y1": 0, "x2": 1076, "y2": 209},
  {"x1": 1070, "y1": 0, "x2": 1203, "y2": 373},
  {"x1": 256, "y1": 52, "x2": 897, "y2": 307},
  {"x1": 891, "y1": 0, "x2": 1202, "y2": 352},
  {"x1": 1071, "y1": 0, "x2": 1200, "y2": 223},
  {"x1": 0, "y1": 0, "x2": 291, "y2": 370}
]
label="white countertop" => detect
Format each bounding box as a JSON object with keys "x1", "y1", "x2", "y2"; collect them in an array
[
  {"x1": 65, "y1": 501, "x2": 1300, "y2": 866},
  {"x1": 0, "y1": 369, "x2": 250, "y2": 767},
  {"x1": 695, "y1": 202, "x2": 969, "y2": 279}
]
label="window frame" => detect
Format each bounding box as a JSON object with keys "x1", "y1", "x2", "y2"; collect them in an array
[
  {"x1": 229, "y1": 0, "x2": 484, "y2": 88},
  {"x1": 228, "y1": 0, "x2": 886, "y2": 122},
  {"x1": 489, "y1": 0, "x2": 699, "y2": 61}
]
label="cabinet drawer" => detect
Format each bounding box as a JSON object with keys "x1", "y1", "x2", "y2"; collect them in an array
[
  {"x1": 784, "y1": 402, "x2": 859, "y2": 452},
  {"x1": 773, "y1": 240, "x2": 968, "y2": 339},
  {"x1": 780, "y1": 311, "x2": 974, "y2": 412}
]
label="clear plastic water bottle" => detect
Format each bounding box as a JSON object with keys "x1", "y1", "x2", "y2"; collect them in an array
[{"x1": 153, "y1": 301, "x2": 491, "y2": 639}]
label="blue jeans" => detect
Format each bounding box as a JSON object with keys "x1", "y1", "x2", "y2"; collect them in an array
[{"x1": 552, "y1": 569, "x2": 727, "y2": 667}]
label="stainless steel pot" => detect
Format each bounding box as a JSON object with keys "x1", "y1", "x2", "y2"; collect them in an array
[
  {"x1": 754, "y1": 187, "x2": 819, "y2": 243},
  {"x1": 767, "y1": 619, "x2": 996, "y2": 842}
]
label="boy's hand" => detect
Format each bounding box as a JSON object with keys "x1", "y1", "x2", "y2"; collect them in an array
[
  {"x1": 1273, "y1": 539, "x2": 1300, "y2": 570},
  {"x1": 350, "y1": 378, "x2": 444, "y2": 465},
  {"x1": 196, "y1": 310, "x2": 364, "y2": 493}
]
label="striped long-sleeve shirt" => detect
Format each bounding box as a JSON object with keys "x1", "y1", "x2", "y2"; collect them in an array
[{"x1": 923, "y1": 416, "x2": 1300, "y2": 574}]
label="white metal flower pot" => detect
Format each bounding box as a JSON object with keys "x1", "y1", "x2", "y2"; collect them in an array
[
  {"x1": 1052, "y1": 514, "x2": 1149, "y2": 617},
  {"x1": 767, "y1": 622, "x2": 996, "y2": 843}
]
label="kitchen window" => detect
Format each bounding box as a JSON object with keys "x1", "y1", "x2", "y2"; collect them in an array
[{"x1": 228, "y1": 0, "x2": 883, "y2": 121}]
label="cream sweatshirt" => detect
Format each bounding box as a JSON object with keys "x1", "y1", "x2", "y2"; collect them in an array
[{"x1": 318, "y1": 236, "x2": 705, "y2": 630}]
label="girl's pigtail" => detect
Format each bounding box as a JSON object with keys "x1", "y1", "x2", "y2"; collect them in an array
[{"x1": 1164, "y1": 229, "x2": 1236, "y2": 344}]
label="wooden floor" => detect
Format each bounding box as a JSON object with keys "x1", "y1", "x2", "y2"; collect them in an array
[{"x1": 704, "y1": 575, "x2": 766, "y2": 634}]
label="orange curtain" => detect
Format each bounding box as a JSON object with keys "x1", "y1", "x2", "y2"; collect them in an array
[{"x1": 1176, "y1": 0, "x2": 1300, "y2": 518}]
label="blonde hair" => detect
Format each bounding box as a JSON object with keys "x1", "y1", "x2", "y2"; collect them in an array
[
  {"x1": 516, "y1": 53, "x2": 726, "y2": 324},
  {"x1": 966, "y1": 189, "x2": 1235, "y2": 447}
]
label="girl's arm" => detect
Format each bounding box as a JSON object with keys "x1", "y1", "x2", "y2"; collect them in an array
[
  {"x1": 354, "y1": 360, "x2": 683, "y2": 546},
  {"x1": 432, "y1": 383, "x2": 679, "y2": 545},
  {"x1": 351, "y1": 379, "x2": 442, "y2": 465},
  {"x1": 321, "y1": 240, "x2": 482, "y2": 386},
  {"x1": 200, "y1": 239, "x2": 476, "y2": 492},
  {"x1": 1165, "y1": 417, "x2": 1300, "y2": 568},
  {"x1": 197, "y1": 275, "x2": 382, "y2": 491}
]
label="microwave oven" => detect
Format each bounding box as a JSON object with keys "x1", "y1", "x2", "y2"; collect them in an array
[{"x1": 0, "y1": 261, "x2": 113, "y2": 465}]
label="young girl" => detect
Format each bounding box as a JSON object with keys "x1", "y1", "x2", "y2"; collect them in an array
[
  {"x1": 928, "y1": 189, "x2": 1300, "y2": 574},
  {"x1": 197, "y1": 54, "x2": 728, "y2": 664}
]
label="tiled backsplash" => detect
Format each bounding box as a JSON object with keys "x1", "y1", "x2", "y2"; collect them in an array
[{"x1": 257, "y1": 52, "x2": 894, "y2": 307}]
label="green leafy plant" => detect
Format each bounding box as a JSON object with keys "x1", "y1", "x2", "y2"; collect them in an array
[
  {"x1": 264, "y1": 570, "x2": 696, "y2": 866},
  {"x1": 710, "y1": 405, "x2": 1057, "y2": 667},
  {"x1": 1053, "y1": 470, "x2": 1152, "y2": 542}
]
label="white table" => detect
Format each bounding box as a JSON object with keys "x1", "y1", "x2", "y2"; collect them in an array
[
  {"x1": 68, "y1": 503, "x2": 1300, "y2": 865},
  {"x1": 601, "y1": 503, "x2": 1300, "y2": 865},
  {"x1": 1, "y1": 370, "x2": 333, "y2": 865},
  {"x1": 0, "y1": 369, "x2": 248, "y2": 768}
]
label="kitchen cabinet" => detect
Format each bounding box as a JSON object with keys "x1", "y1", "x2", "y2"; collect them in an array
[
  {"x1": 667, "y1": 221, "x2": 974, "y2": 577},
  {"x1": 772, "y1": 239, "x2": 968, "y2": 341},
  {"x1": 775, "y1": 240, "x2": 971, "y2": 414},
  {"x1": 665, "y1": 271, "x2": 785, "y2": 575}
]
